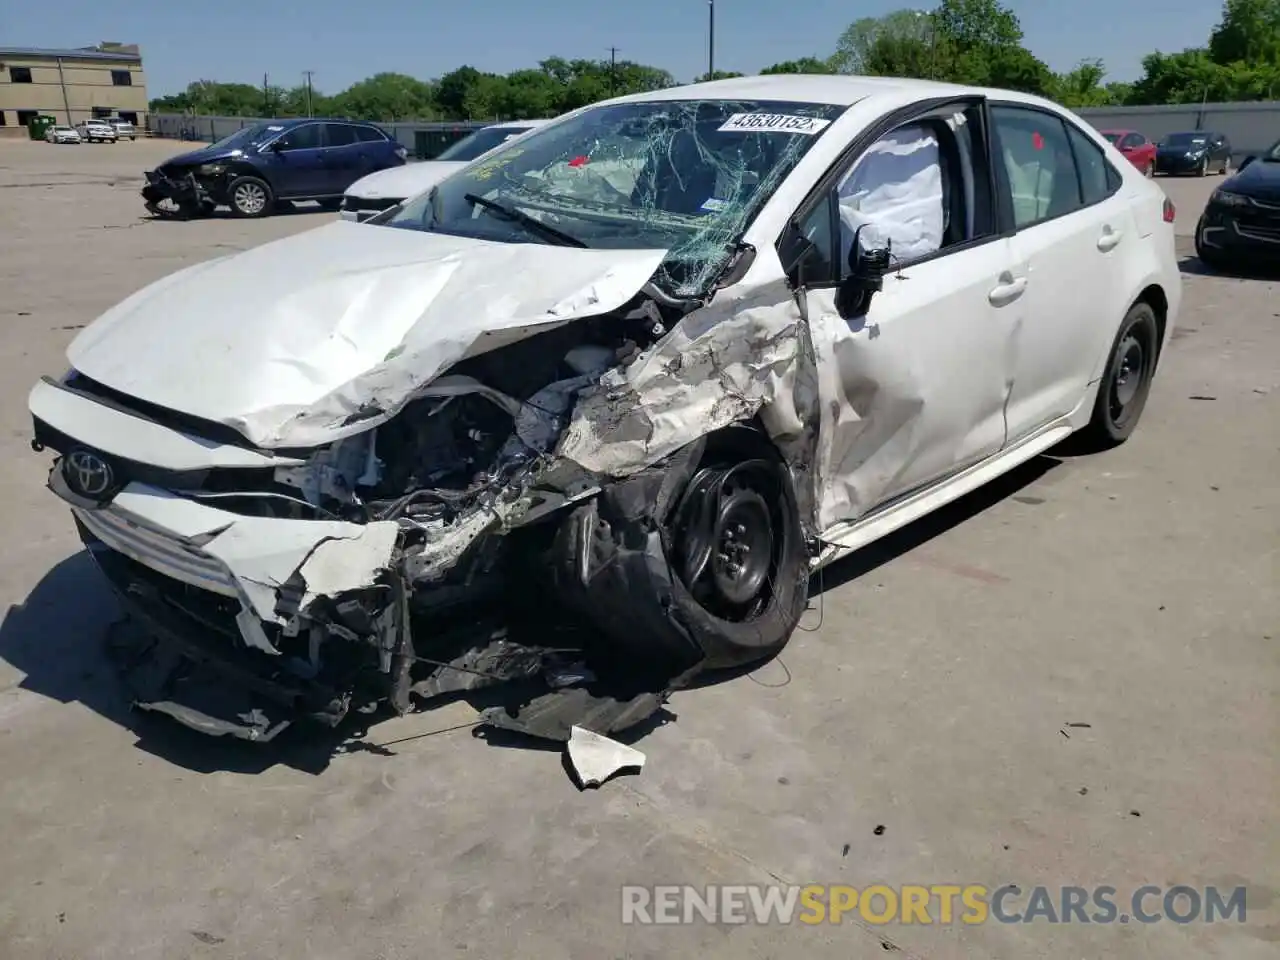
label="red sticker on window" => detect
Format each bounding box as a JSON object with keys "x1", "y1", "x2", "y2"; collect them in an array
[
  {"x1": 1032, "y1": 132, "x2": 1045, "y2": 150},
  {"x1": 568, "y1": 155, "x2": 589, "y2": 167}
]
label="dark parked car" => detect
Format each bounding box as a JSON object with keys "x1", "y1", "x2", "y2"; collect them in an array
[
  {"x1": 1154, "y1": 130, "x2": 1232, "y2": 176},
  {"x1": 1195, "y1": 140, "x2": 1280, "y2": 270},
  {"x1": 142, "y1": 119, "x2": 407, "y2": 218}
]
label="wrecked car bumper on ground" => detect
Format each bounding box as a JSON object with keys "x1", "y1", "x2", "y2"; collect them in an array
[{"x1": 142, "y1": 169, "x2": 217, "y2": 216}]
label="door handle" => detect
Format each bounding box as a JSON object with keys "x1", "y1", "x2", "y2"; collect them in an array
[
  {"x1": 988, "y1": 275, "x2": 1027, "y2": 306},
  {"x1": 1097, "y1": 227, "x2": 1123, "y2": 252}
]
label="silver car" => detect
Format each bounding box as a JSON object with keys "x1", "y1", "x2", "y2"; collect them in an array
[
  {"x1": 45, "y1": 125, "x2": 82, "y2": 145},
  {"x1": 103, "y1": 116, "x2": 137, "y2": 140}
]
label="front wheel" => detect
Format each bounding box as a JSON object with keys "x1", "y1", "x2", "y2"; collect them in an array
[
  {"x1": 1080, "y1": 302, "x2": 1160, "y2": 448},
  {"x1": 1220, "y1": 156, "x2": 1231, "y2": 175},
  {"x1": 1197, "y1": 157, "x2": 1209, "y2": 177},
  {"x1": 227, "y1": 176, "x2": 273, "y2": 218},
  {"x1": 553, "y1": 432, "x2": 810, "y2": 671},
  {"x1": 1144, "y1": 160, "x2": 1154, "y2": 178}
]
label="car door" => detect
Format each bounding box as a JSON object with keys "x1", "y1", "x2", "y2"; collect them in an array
[
  {"x1": 264, "y1": 122, "x2": 327, "y2": 197},
  {"x1": 991, "y1": 104, "x2": 1133, "y2": 443},
  {"x1": 319, "y1": 122, "x2": 366, "y2": 195},
  {"x1": 781, "y1": 98, "x2": 1021, "y2": 530}
]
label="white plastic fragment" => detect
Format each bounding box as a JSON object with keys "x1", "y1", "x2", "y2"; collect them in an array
[{"x1": 566, "y1": 725, "x2": 646, "y2": 788}]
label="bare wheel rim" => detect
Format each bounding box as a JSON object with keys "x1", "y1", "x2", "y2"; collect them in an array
[
  {"x1": 671, "y1": 460, "x2": 783, "y2": 621},
  {"x1": 234, "y1": 182, "x2": 267, "y2": 214}
]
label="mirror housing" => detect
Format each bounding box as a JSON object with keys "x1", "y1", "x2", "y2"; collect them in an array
[
  {"x1": 1239, "y1": 155, "x2": 1256, "y2": 171},
  {"x1": 836, "y1": 225, "x2": 892, "y2": 319}
]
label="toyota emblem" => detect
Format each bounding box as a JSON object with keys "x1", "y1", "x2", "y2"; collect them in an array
[{"x1": 65, "y1": 449, "x2": 115, "y2": 499}]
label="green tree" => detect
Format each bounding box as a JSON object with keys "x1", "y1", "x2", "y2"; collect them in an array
[
  {"x1": 832, "y1": 10, "x2": 933, "y2": 74},
  {"x1": 760, "y1": 57, "x2": 837, "y2": 74},
  {"x1": 434, "y1": 66, "x2": 485, "y2": 118},
  {"x1": 1208, "y1": 0, "x2": 1280, "y2": 64},
  {"x1": 1051, "y1": 59, "x2": 1115, "y2": 107},
  {"x1": 933, "y1": 0, "x2": 1023, "y2": 50},
  {"x1": 1128, "y1": 49, "x2": 1234, "y2": 104},
  {"x1": 694, "y1": 70, "x2": 746, "y2": 81}
]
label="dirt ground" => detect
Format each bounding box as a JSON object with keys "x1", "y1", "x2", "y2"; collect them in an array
[{"x1": 0, "y1": 138, "x2": 1276, "y2": 960}]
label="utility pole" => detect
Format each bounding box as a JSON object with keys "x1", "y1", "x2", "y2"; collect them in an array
[
  {"x1": 263, "y1": 73, "x2": 270, "y2": 116},
  {"x1": 707, "y1": 0, "x2": 716, "y2": 79},
  {"x1": 303, "y1": 70, "x2": 315, "y2": 117},
  {"x1": 609, "y1": 46, "x2": 619, "y2": 96}
]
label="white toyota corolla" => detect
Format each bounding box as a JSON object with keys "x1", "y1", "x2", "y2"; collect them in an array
[{"x1": 29, "y1": 75, "x2": 1179, "y2": 742}]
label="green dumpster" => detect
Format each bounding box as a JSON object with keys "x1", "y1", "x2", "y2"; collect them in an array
[{"x1": 27, "y1": 115, "x2": 58, "y2": 140}]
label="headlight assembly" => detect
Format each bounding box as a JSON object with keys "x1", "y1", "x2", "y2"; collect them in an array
[
  {"x1": 1211, "y1": 189, "x2": 1249, "y2": 208},
  {"x1": 197, "y1": 163, "x2": 228, "y2": 176}
]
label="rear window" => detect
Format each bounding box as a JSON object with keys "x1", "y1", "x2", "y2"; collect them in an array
[{"x1": 355, "y1": 126, "x2": 388, "y2": 143}]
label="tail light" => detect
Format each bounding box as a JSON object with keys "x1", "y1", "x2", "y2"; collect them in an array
[{"x1": 1162, "y1": 197, "x2": 1176, "y2": 223}]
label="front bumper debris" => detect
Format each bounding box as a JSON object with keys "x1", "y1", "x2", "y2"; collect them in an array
[{"x1": 142, "y1": 169, "x2": 213, "y2": 215}]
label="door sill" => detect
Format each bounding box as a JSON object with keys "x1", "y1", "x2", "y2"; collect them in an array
[{"x1": 813, "y1": 420, "x2": 1073, "y2": 570}]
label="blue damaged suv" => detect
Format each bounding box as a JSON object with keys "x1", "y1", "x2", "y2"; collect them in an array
[{"x1": 142, "y1": 118, "x2": 407, "y2": 219}]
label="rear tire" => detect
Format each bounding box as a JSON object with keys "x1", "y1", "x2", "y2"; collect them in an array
[
  {"x1": 227, "y1": 176, "x2": 273, "y2": 218},
  {"x1": 1079, "y1": 302, "x2": 1160, "y2": 449}
]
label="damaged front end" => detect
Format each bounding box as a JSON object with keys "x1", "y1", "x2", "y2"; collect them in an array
[{"x1": 33, "y1": 272, "x2": 815, "y2": 744}]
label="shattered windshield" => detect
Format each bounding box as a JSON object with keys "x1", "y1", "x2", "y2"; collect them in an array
[
  {"x1": 384, "y1": 99, "x2": 847, "y2": 296},
  {"x1": 437, "y1": 126, "x2": 535, "y2": 162}
]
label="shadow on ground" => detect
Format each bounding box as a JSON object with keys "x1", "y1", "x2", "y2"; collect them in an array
[
  {"x1": 143, "y1": 200, "x2": 336, "y2": 223},
  {"x1": 0, "y1": 453, "x2": 1063, "y2": 775},
  {"x1": 1178, "y1": 254, "x2": 1280, "y2": 280}
]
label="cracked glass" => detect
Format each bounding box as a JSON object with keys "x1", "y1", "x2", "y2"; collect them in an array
[{"x1": 384, "y1": 99, "x2": 847, "y2": 296}]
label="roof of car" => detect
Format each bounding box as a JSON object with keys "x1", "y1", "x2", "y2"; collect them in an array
[
  {"x1": 486, "y1": 119, "x2": 555, "y2": 130},
  {"x1": 616, "y1": 73, "x2": 997, "y2": 107}
]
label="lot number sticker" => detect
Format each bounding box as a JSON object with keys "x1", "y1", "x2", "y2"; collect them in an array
[{"x1": 717, "y1": 113, "x2": 832, "y2": 135}]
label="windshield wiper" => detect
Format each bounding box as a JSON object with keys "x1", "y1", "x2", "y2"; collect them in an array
[{"x1": 463, "y1": 193, "x2": 587, "y2": 248}]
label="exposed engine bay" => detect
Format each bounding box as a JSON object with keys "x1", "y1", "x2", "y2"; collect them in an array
[{"x1": 49, "y1": 279, "x2": 814, "y2": 744}]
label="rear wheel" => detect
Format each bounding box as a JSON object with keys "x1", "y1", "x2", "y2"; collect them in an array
[
  {"x1": 1080, "y1": 302, "x2": 1160, "y2": 448},
  {"x1": 227, "y1": 176, "x2": 273, "y2": 218}
]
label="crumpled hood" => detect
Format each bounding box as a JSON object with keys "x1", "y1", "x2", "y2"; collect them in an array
[
  {"x1": 162, "y1": 145, "x2": 247, "y2": 168},
  {"x1": 67, "y1": 221, "x2": 666, "y2": 449},
  {"x1": 345, "y1": 161, "x2": 463, "y2": 200}
]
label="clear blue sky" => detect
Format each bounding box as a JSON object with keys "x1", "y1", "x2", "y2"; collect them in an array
[{"x1": 5, "y1": 0, "x2": 1222, "y2": 96}]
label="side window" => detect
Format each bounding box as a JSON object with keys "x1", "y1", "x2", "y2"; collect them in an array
[
  {"x1": 1122, "y1": 134, "x2": 1141, "y2": 149},
  {"x1": 991, "y1": 106, "x2": 1081, "y2": 228},
  {"x1": 276, "y1": 124, "x2": 322, "y2": 151},
  {"x1": 325, "y1": 123, "x2": 358, "y2": 147},
  {"x1": 1065, "y1": 123, "x2": 1119, "y2": 206},
  {"x1": 782, "y1": 104, "x2": 991, "y2": 283},
  {"x1": 356, "y1": 126, "x2": 387, "y2": 143}
]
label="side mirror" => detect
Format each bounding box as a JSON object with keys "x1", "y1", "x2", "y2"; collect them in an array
[
  {"x1": 836, "y1": 225, "x2": 892, "y2": 319},
  {"x1": 266, "y1": 139, "x2": 285, "y2": 153},
  {"x1": 1239, "y1": 155, "x2": 1256, "y2": 171}
]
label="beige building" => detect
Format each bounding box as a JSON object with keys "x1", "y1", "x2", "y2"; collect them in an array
[{"x1": 0, "y1": 43, "x2": 147, "y2": 132}]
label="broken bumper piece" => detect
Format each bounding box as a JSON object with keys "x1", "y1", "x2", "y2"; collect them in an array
[{"x1": 74, "y1": 481, "x2": 689, "y2": 745}]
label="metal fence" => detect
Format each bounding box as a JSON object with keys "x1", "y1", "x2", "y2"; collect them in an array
[
  {"x1": 149, "y1": 98, "x2": 1280, "y2": 162},
  {"x1": 1075, "y1": 101, "x2": 1280, "y2": 161},
  {"x1": 146, "y1": 113, "x2": 491, "y2": 159}
]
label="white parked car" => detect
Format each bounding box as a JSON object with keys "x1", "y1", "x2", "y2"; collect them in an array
[
  {"x1": 45, "y1": 124, "x2": 82, "y2": 144},
  {"x1": 28, "y1": 76, "x2": 1179, "y2": 743},
  {"x1": 339, "y1": 118, "x2": 553, "y2": 222},
  {"x1": 102, "y1": 116, "x2": 137, "y2": 140},
  {"x1": 75, "y1": 120, "x2": 117, "y2": 143}
]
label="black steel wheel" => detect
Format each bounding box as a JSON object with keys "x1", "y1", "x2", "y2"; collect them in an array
[{"x1": 1081, "y1": 302, "x2": 1160, "y2": 447}]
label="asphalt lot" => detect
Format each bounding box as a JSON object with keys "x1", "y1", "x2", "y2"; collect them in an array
[{"x1": 0, "y1": 138, "x2": 1276, "y2": 960}]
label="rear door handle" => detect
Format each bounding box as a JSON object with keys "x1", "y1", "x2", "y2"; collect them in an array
[
  {"x1": 1097, "y1": 227, "x2": 1123, "y2": 252},
  {"x1": 988, "y1": 275, "x2": 1027, "y2": 306}
]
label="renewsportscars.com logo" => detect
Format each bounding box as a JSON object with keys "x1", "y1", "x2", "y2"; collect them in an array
[{"x1": 620, "y1": 884, "x2": 1248, "y2": 926}]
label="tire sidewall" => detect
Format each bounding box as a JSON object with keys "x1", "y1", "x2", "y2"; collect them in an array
[
  {"x1": 1094, "y1": 303, "x2": 1159, "y2": 443},
  {"x1": 664, "y1": 452, "x2": 809, "y2": 668}
]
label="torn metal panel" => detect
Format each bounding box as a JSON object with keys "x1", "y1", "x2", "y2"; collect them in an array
[
  {"x1": 557, "y1": 275, "x2": 819, "y2": 490},
  {"x1": 66, "y1": 224, "x2": 667, "y2": 449}
]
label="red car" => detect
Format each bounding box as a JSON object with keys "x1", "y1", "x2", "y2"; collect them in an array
[{"x1": 1099, "y1": 129, "x2": 1157, "y2": 177}]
